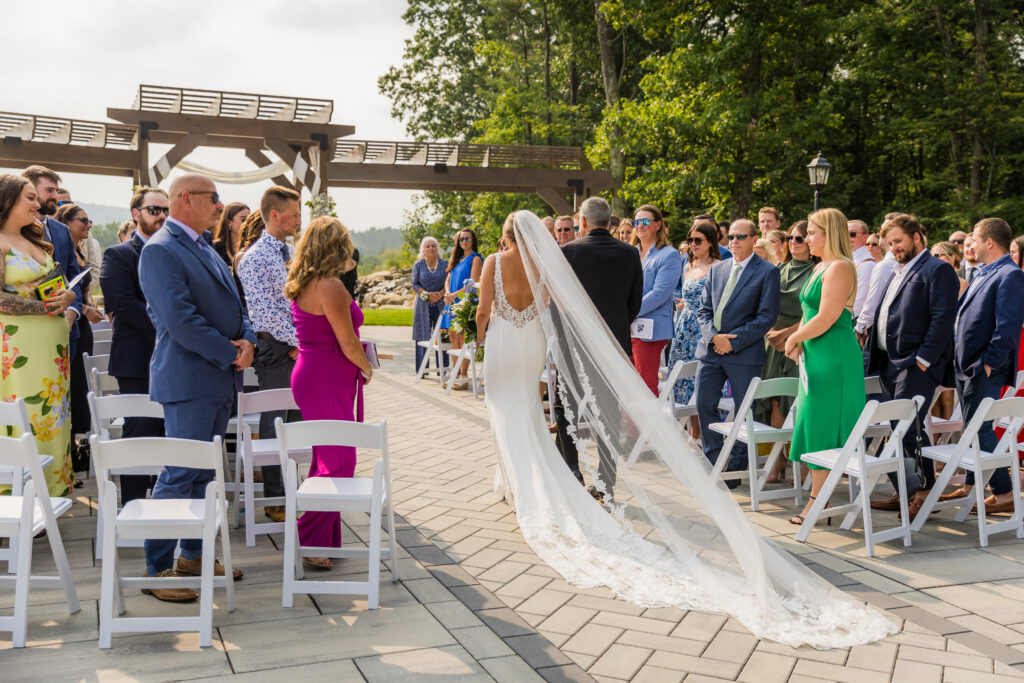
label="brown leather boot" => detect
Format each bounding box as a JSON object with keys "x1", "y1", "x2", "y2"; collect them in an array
[
  {"x1": 141, "y1": 569, "x2": 198, "y2": 602},
  {"x1": 264, "y1": 505, "x2": 286, "y2": 523}
]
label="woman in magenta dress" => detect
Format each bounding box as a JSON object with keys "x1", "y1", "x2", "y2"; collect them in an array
[{"x1": 284, "y1": 216, "x2": 373, "y2": 569}]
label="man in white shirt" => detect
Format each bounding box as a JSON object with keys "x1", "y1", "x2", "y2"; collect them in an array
[
  {"x1": 848, "y1": 219, "x2": 875, "y2": 318},
  {"x1": 855, "y1": 213, "x2": 901, "y2": 346}
]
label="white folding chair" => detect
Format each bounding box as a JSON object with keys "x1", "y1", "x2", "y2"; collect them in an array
[
  {"x1": 91, "y1": 434, "x2": 235, "y2": 649},
  {"x1": 83, "y1": 353, "x2": 110, "y2": 394},
  {"x1": 92, "y1": 339, "x2": 112, "y2": 355},
  {"x1": 0, "y1": 433, "x2": 80, "y2": 647},
  {"x1": 445, "y1": 341, "x2": 484, "y2": 398},
  {"x1": 673, "y1": 364, "x2": 736, "y2": 428},
  {"x1": 415, "y1": 316, "x2": 451, "y2": 385},
  {"x1": 625, "y1": 361, "x2": 690, "y2": 468},
  {"x1": 992, "y1": 372, "x2": 1024, "y2": 445},
  {"x1": 911, "y1": 396, "x2": 1024, "y2": 546},
  {"x1": 232, "y1": 388, "x2": 313, "y2": 546},
  {"x1": 277, "y1": 418, "x2": 398, "y2": 609},
  {"x1": 707, "y1": 377, "x2": 803, "y2": 510},
  {"x1": 92, "y1": 327, "x2": 114, "y2": 342},
  {"x1": 795, "y1": 397, "x2": 924, "y2": 557},
  {"x1": 87, "y1": 391, "x2": 165, "y2": 560},
  {"x1": 0, "y1": 399, "x2": 54, "y2": 573}
]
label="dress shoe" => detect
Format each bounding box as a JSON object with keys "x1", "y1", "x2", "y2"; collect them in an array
[
  {"x1": 939, "y1": 488, "x2": 970, "y2": 502},
  {"x1": 724, "y1": 478, "x2": 741, "y2": 490},
  {"x1": 548, "y1": 423, "x2": 558, "y2": 434},
  {"x1": 870, "y1": 494, "x2": 902, "y2": 511},
  {"x1": 142, "y1": 569, "x2": 199, "y2": 602},
  {"x1": 175, "y1": 556, "x2": 243, "y2": 581},
  {"x1": 585, "y1": 484, "x2": 604, "y2": 503},
  {"x1": 265, "y1": 505, "x2": 286, "y2": 523},
  {"x1": 898, "y1": 498, "x2": 924, "y2": 522}
]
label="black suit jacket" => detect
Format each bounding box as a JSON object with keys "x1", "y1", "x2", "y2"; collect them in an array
[
  {"x1": 561, "y1": 228, "x2": 643, "y2": 354},
  {"x1": 99, "y1": 233, "x2": 156, "y2": 379},
  {"x1": 865, "y1": 250, "x2": 959, "y2": 385}
]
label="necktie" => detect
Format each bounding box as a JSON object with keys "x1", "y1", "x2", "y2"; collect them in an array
[
  {"x1": 966, "y1": 265, "x2": 975, "y2": 283},
  {"x1": 197, "y1": 238, "x2": 229, "y2": 288},
  {"x1": 714, "y1": 262, "x2": 742, "y2": 331}
]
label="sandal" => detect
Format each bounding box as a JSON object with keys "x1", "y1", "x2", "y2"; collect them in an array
[
  {"x1": 302, "y1": 557, "x2": 333, "y2": 570},
  {"x1": 790, "y1": 496, "x2": 832, "y2": 526}
]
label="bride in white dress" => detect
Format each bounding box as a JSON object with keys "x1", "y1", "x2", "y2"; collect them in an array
[{"x1": 474, "y1": 210, "x2": 896, "y2": 649}]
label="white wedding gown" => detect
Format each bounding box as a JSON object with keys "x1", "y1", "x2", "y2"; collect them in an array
[{"x1": 482, "y1": 218, "x2": 898, "y2": 650}]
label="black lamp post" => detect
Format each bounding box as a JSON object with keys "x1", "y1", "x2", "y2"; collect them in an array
[{"x1": 806, "y1": 152, "x2": 831, "y2": 212}]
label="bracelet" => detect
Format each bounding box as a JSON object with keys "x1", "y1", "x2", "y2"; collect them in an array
[{"x1": 361, "y1": 370, "x2": 372, "y2": 382}]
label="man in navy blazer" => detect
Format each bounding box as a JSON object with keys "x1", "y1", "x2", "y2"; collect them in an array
[
  {"x1": 696, "y1": 220, "x2": 780, "y2": 477},
  {"x1": 138, "y1": 173, "x2": 255, "y2": 597},
  {"x1": 99, "y1": 187, "x2": 169, "y2": 505},
  {"x1": 864, "y1": 214, "x2": 959, "y2": 515},
  {"x1": 22, "y1": 166, "x2": 84, "y2": 353},
  {"x1": 947, "y1": 218, "x2": 1024, "y2": 514}
]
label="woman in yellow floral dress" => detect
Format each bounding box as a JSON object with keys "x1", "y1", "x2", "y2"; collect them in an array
[{"x1": 0, "y1": 175, "x2": 76, "y2": 496}]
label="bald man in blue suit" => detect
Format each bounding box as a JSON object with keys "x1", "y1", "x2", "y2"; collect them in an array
[{"x1": 138, "y1": 173, "x2": 255, "y2": 600}]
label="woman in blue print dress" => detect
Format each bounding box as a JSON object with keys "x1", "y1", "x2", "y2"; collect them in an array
[
  {"x1": 667, "y1": 220, "x2": 721, "y2": 437},
  {"x1": 443, "y1": 228, "x2": 483, "y2": 387}
]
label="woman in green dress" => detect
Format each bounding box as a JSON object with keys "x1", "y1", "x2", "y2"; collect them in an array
[
  {"x1": 0, "y1": 175, "x2": 75, "y2": 496},
  {"x1": 784, "y1": 208, "x2": 865, "y2": 526},
  {"x1": 761, "y1": 221, "x2": 818, "y2": 483}
]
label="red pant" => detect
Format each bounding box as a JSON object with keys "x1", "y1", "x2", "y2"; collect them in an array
[{"x1": 632, "y1": 338, "x2": 668, "y2": 395}]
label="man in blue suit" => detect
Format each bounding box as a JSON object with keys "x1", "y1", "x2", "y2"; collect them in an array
[
  {"x1": 864, "y1": 214, "x2": 959, "y2": 518},
  {"x1": 946, "y1": 218, "x2": 1024, "y2": 515},
  {"x1": 99, "y1": 187, "x2": 169, "y2": 506},
  {"x1": 21, "y1": 166, "x2": 83, "y2": 353},
  {"x1": 138, "y1": 173, "x2": 255, "y2": 599},
  {"x1": 696, "y1": 219, "x2": 780, "y2": 482}
]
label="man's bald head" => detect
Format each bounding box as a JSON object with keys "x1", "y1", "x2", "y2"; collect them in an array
[{"x1": 168, "y1": 173, "x2": 223, "y2": 231}]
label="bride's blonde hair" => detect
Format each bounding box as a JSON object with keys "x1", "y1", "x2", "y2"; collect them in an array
[{"x1": 502, "y1": 212, "x2": 518, "y2": 245}]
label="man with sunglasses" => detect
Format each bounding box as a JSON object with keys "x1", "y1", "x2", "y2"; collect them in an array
[
  {"x1": 695, "y1": 219, "x2": 780, "y2": 483},
  {"x1": 100, "y1": 187, "x2": 170, "y2": 510},
  {"x1": 849, "y1": 219, "x2": 876, "y2": 319},
  {"x1": 554, "y1": 215, "x2": 575, "y2": 246},
  {"x1": 138, "y1": 173, "x2": 254, "y2": 599}
]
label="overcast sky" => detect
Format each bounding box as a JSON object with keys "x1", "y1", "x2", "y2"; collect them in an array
[{"x1": 0, "y1": 0, "x2": 418, "y2": 230}]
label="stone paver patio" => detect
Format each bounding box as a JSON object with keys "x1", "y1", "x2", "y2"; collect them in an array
[{"x1": 6, "y1": 324, "x2": 1024, "y2": 682}]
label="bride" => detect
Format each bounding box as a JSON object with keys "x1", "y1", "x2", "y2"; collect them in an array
[{"x1": 474, "y1": 209, "x2": 896, "y2": 649}]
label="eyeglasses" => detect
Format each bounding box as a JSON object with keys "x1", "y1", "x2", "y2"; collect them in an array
[
  {"x1": 633, "y1": 218, "x2": 653, "y2": 227},
  {"x1": 867, "y1": 241, "x2": 880, "y2": 247},
  {"x1": 785, "y1": 235, "x2": 806, "y2": 244},
  {"x1": 952, "y1": 239, "x2": 965, "y2": 245},
  {"x1": 686, "y1": 236, "x2": 705, "y2": 245},
  {"x1": 459, "y1": 236, "x2": 473, "y2": 243},
  {"x1": 73, "y1": 216, "x2": 92, "y2": 225},
  {"x1": 849, "y1": 231, "x2": 861, "y2": 238},
  {"x1": 185, "y1": 190, "x2": 220, "y2": 204},
  {"x1": 142, "y1": 206, "x2": 169, "y2": 216},
  {"x1": 728, "y1": 233, "x2": 753, "y2": 241},
  {"x1": 555, "y1": 227, "x2": 573, "y2": 233}
]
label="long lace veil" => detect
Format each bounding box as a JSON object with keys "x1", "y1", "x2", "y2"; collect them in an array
[{"x1": 511, "y1": 210, "x2": 896, "y2": 648}]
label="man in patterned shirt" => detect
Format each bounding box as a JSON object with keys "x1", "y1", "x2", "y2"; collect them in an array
[{"x1": 237, "y1": 185, "x2": 303, "y2": 522}]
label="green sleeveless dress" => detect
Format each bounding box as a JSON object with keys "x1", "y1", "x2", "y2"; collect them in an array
[{"x1": 788, "y1": 265, "x2": 866, "y2": 470}]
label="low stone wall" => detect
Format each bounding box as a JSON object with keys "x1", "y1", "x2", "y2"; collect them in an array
[{"x1": 356, "y1": 267, "x2": 414, "y2": 309}]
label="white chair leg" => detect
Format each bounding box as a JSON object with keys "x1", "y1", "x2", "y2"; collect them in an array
[
  {"x1": 220, "y1": 522, "x2": 235, "y2": 613},
  {"x1": 1012, "y1": 458, "x2": 1024, "y2": 539},
  {"x1": 975, "y1": 472, "x2": 990, "y2": 547},
  {"x1": 368, "y1": 505, "x2": 382, "y2": 610},
  {"x1": 282, "y1": 468, "x2": 298, "y2": 608},
  {"x1": 113, "y1": 553, "x2": 126, "y2": 615},
  {"x1": 387, "y1": 500, "x2": 399, "y2": 583},
  {"x1": 232, "y1": 453, "x2": 244, "y2": 529},
  {"x1": 747, "y1": 439, "x2": 759, "y2": 511},
  {"x1": 99, "y1": 500, "x2": 118, "y2": 649},
  {"x1": 861, "y1": 476, "x2": 876, "y2": 558},
  {"x1": 895, "y1": 462, "x2": 912, "y2": 546},
  {"x1": 12, "y1": 509, "x2": 34, "y2": 648},
  {"x1": 244, "y1": 456, "x2": 256, "y2": 547},
  {"x1": 199, "y1": 501, "x2": 216, "y2": 647}
]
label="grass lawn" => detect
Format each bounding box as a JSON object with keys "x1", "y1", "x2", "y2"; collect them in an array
[{"x1": 362, "y1": 308, "x2": 414, "y2": 326}]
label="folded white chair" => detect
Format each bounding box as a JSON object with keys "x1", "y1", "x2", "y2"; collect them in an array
[
  {"x1": 276, "y1": 417, "x2": 398, "y2": 609},
  {"x1": 925, "y1": 385, "x2": 965, "y2": 446},
  {"x1": 0, "y1": 399, "x2": 54, "y2": 573},
  {"x1": 91, "y1": 434, "x2": 235, "y2": 649},
  {"x1": 232, "y1": 388, "x2": 313, "y2": 546},
  {"x1": 795, "y1": 396, "x2": 924, "y2": 557},
  {"x1": 910, "y1": 395, "x2": 1024, "y2": 546},
  {"x1": 92, "y1": 327, "x2": 114, "y2": 342},
  {"x1": 87, "y1": 391, "x2": 165, "y2": 559},
  {"x1": 92, "y1": 339, "x2": 112, "y2": 355},
  {"x1": 445, "y1": 341, "x2": 484, "y2": 398},
  {"x1": 416, "y1": 315, "x2": 452, "y2": 385},
  {"x1": 0, "y1": 433, "x2": 80, "y2": 647},
  {"x1": 708, "y1": 377, "x2": 803, "y2": 510},
  {"x1": 83, "y1": 353, "x2": 110, "y2": 395}
]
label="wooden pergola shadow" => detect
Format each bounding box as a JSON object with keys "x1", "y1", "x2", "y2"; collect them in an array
[{"x1": 0, "y1": 84, "x2": 612, "y2": 214}]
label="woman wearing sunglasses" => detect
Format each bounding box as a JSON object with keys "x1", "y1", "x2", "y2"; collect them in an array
[
  {"x1": 630, "y1": 205, "x2": 683, "y2": 394},
  {"x1": 761, "y1": 221, "x2": 818, "y2": 483},
  {"x1": 443, "y1": 229, "x2": 484, "y2": 387},
  {"x1": 667, "y1": 220, "x2": 720, "y2": 435}
]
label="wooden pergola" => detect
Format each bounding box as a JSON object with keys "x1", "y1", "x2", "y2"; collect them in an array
[{"x1": 0, "y1": 85, "x2": 613, "y2": 214}]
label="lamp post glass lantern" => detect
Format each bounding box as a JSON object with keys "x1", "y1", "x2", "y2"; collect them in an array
[{"x1": 807, "y1": 152, "x2": 831, "y2": 211}]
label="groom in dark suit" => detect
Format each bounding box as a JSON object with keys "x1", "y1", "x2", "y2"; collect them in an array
[
  {"x1": 864, "y1": 214, "x2": 959, "y2": 517},
  {"x1": 555, "y1": 196, "x2": 643, "y2": 494},
  {"x1": 696, "y1": 219, "x2": 780, "y2": 480}
]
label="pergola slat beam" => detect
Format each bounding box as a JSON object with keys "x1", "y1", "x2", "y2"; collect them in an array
[
  {"x1": 107, "y1": 108, "x2": 355, "y2": 144},
  {"x1": 147, "y1": 132, "x2": 207, "y2": 186},
  {"x1": 245, "y1": 147, "x2": 295, "y2": 190}
]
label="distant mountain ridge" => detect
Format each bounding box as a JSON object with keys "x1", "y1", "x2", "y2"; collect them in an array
[
  {"x1": 351, "y1": 227, "x2": 403, "y2": 255},
  {"x1": 78, "y1": 202, "x2": 130, "y2": 227}
]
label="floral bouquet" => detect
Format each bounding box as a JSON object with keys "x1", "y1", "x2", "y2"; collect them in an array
[{"x1": 451, "y1": 279, "x2": 484, "y2": 361}]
